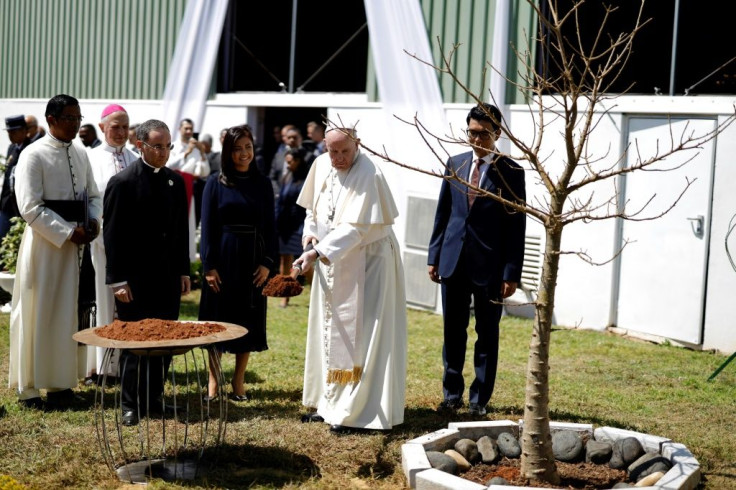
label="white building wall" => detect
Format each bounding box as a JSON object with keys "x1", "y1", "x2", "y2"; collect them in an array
[
  {"x1": 3, "y1": 94, "x2": 735, "y2": 354},
  {"x1": 702, "y1": 115, "x2": 736, "y2": 353},
  {"x1": 506, "y1": 96, "x2": 736, "y2": 354}
]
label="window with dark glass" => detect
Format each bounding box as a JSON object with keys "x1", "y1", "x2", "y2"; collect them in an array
[
  {"x1": 216, "y1": 1, "x2": 369, "y2": 93},
  {"x1": 536, "y1": 0, "x2": 735, "y2": 95}
]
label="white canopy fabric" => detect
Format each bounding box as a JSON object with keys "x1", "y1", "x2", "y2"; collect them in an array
[
  {"x1": 363, "y1": 0, "x2": 448, "y2": 176},
  {"x1": 490, "y1": 0, "x2": 510, "y2": 153},
  {"x1": 161, "y1": 0, "x2": 229, "y2": 132}
]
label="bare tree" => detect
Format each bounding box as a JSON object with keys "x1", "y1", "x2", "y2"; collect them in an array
[{"x1": 328, "y1": 0, "x2": 735, "y2": 485}]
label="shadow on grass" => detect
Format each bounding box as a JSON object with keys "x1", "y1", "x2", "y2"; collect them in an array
[{"x1": 196, "y1": 443, "x2": 319, "y2": 488}]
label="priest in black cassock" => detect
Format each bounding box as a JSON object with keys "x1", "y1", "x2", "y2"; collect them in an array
[{"x1": 103, "y1": 119, "x2": 191, "y2": 427}]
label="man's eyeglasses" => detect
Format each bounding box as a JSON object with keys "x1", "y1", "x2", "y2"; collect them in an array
[
  {"x1": 465, "y1": 128, "x2": 493, "y2": 140},
  {"x1": 142, "y1": 141, "x2": 174, "y2": 152},
  {"x1": 57, "y1": 115, "x2": 84, "y2": 123}
]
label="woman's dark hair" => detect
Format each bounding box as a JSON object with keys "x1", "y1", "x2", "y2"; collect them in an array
[
  {"x1": 220, "y1": 124, "x2": 256, "y2": 186},
  {"x1": 284, "y1": 146, "x2": 310, "y2": 181}
]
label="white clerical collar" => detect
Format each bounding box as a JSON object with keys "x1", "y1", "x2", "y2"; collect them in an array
[
  {"x1": 102, "y1": 142, "x2": 126, "y2": 153},
  {"x1": 47, "y1": 133, "x2": 73, "y2": 148},
  {"x1": 141, "y1": 158, "x2": 162, "y2": 173},
  {"x1": 473, "y1": 154, "x2": 491, "y2": 165}
]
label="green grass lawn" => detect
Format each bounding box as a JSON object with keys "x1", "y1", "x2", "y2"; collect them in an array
[{"x1": 0, "y1": 286, "x2": 735, "y2": 489}]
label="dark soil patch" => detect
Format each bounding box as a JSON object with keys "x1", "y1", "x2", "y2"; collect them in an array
[{"x1": 462, "y1": 457, "x2": 628, "y2": 489}]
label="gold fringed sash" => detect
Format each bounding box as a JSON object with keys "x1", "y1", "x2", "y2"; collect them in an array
[{"x1": 327, "y1": 366, "x2": 363, "y2": 385}]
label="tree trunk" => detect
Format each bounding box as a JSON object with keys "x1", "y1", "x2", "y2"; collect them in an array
[{"x1": 519, "y1": 218, "x2": 563, "y2": 484}]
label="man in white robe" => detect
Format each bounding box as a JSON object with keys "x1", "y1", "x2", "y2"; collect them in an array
[
  {"x1": 293, "y1": 127, "x2": 407, "y2": 433},
  {"x1": 166, "y1": 118, "x2": 209, "y2": 261},
  {"x1": 83, "y1": 104, "x2": 137, "y2": 381},
  {"x1": 8, "y1": 94, "x2": 102, "y2": 410}
]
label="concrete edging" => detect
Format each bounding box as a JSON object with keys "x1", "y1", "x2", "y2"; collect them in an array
[{"x1": 402, "y1": 420, "x2": 701, "y2": 490}]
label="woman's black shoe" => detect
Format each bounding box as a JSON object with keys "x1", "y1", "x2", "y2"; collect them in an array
[
  {"x1": 19, "y1": 397, "x2": 44, "y2": 410},
  {"x1": 300, "y1": 412, "x2": 324, "y2": 423}
]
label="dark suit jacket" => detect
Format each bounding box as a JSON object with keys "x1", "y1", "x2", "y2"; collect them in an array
[
  {"x1": 1, "y1": 138, "x2": 30, "y2": 215},
  {"x1": 103, "y1": 159, "x2": 190, "y2": 318},
  {"x1": 428, "y1": 151, "x2": 526, "y2": 286}
]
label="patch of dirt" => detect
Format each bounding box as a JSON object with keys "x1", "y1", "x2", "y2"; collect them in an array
[{"x1": 462, "y1": 457, "x2": 628, "y2": 489}]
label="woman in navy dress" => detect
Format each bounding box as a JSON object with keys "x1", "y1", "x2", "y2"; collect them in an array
[
  {"x1": 275, "y1": 147, "x2": 310, "y2": 307},
  {"x1": 199, "y1": 125, "x2": 278, "y2": 401}
]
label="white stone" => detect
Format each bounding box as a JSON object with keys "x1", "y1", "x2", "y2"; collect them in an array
[
  {"x1": 444, "y1": 449, "x2": 471, "y2": 471},
  {"x1": 415, "y1": 468, "x2": 486, "y2": 490},
  {"x1": 636, "y1": 471, "x2": 666, "y2": 486},
  {"x1": 594, "y1": 426, "x2": 671, "y2": 453},
  {"x1": 447, "y1": 420, "x2": 518, "y2": 441},
  {"x1": 661, "y1": 442, "x2": 699, "y2": 466},
  {"x1": 656, "y1": 463, "x2": 701, "y2": 490},
  {"x1": 403, "y1": 443, "x2": 431, "y2": 488},
  {"x1": 408, "y1": 428, "x2": 461, "y2": 452},
  {"x1": 549, "y1": 421, "x2": 593, "y2": 436}
]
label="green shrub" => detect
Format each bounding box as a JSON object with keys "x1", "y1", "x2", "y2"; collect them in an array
[
  {"x1": 0, "y1": 217, "x2": 26, "y2": 274},
  {"x1": 190, "y1": 258, "x2": 203, "y2": 290}
]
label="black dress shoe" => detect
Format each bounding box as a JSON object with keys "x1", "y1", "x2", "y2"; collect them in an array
[
  {"x1": 468, "y1": 403, "x2": 488, "y2": 416},
  {"x1": 19, "y1": 397, "x2": 44, "y2": 410},
  {"x1": 437, "y1": 399, "x2": 463, "y2": 413},
  {"x1": 300, "y1": 412, "x2": 325, "y2": 423},
  {"x1": 329, "y1": 424, "x2": 355, "y2": 434},
  {"x1": 122, "y1": 410, "x2": 139, "y2": 427},
  {"x1": 46, "y1": 389, "x2": 84, "y2": 410}
]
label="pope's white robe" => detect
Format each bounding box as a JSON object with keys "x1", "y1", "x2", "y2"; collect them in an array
[
  {"x1": 297, "y1": 149, "x2": 407, "y2": 430},
  {"x1": 8, "y1": 135, "x2": 102, "y2": 397},
  {"x1": 84, "y1": 143, "x2": 136, "y2": 377},
  {"x1": 167, "y1": 140, "x2": 210, "y2": 262}
]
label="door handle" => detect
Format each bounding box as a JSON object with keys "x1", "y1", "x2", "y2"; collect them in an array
[{"x1": 687, "y1": 215, "x2": 704, "y2": 238}]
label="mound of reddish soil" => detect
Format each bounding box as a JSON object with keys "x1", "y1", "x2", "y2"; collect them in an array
[
  {"x1": 262, "y1": 275, "x2": 303, "y2": 297},
  {"x1": 95, "y1": 319, "x2": 225, "y2": 342},
  {"x1": 463, "y1": 458, "x2": 627, "y2": 489}
]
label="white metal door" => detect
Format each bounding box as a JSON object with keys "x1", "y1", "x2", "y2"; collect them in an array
[{"x1": 616, "y1": 117, "x2": 716, "y2": 344}]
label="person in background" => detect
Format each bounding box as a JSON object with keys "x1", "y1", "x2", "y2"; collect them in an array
[
  {"x1": 198, "y1": 124, "x2": 278, "y2": 402},
  {"x1": 206, "y1": 128, "x2": 226, "y2": 175},
  {"x1": 275, "y1": 146, "x2": 309, "y2": 308},
  {"x1": 305, "y1": 120, "x2": 326, "y2": 157},
  {"x1": 103, "y1": 119, "x2": 190, "y2": 427},
  {"x1": 167, "y1": 118, "x2": 210, "y2": 261},
  {"x1": 78, "y1": 123, "x2": 101, "y2": 148},
  {"x1": 428, "y1": 103, "x2": 526, "y2": 417},
  {"x1": 1, "y1": 115, "x2": 30, "y2": 241},
  {"x1": 84, "y1": 103, "x2": 137, "y2": 385},
  {"x1": 25, "y1": 115, "x2": 45, "y2": 143},
  {"x1": 126, "y1": 124, "x2": 139, "y2": 154},
  {"x1": 292, "y1": 127, "x2": 407, "y2": 434},
  {"x1": 8, "y1": 94, "x2": 102, "y2": 411},
  {"x1": 195, "y1": 133, "x2": 216, "y2": 226},
  {"x1": 268, "y1": 124, "x2": 296, "y2": 197}
]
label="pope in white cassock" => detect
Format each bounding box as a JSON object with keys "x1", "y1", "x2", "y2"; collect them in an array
[
  {"x1": 83, "y1": 103, "x2": 137, "y2": 380},
  {"x1": 8, "y1": 94, "x2": 102, "y2": 409},
  {"x1": 293, "y1": 127, "x2": 407, "y2": 433}
]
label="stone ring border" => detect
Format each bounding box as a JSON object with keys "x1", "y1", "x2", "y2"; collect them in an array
[{"x1": 401, "y1": 420, "x2": 700, "y2": 490}]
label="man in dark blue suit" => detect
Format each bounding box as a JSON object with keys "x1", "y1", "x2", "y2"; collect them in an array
[{"x1": 428, "y1": 103, "x2": 526, "y2": 416}]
